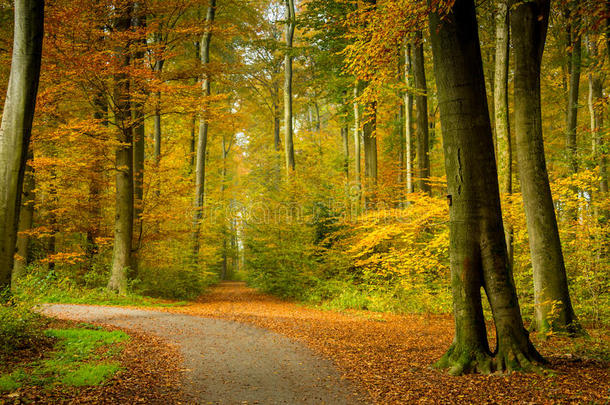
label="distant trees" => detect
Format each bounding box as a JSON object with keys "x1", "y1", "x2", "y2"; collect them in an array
[{"x1": 0, "y1": 0, "x2": 44, "y2": 293}]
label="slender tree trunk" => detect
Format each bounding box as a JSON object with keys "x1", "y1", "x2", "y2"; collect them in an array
[
  {"x1": 353, "y1": 84, "x2": 361, "y2": 204},
  {"x1": 13, "y1": 151, "x2": 35, "y2": 281},
  {"x1": 192, "y1": 0, "x2": 216, "y2": 264},
  {"x1": 0, "y1": 0, "x2": 44, "y2": 292},
  {"x1": 413, "y1": 31, "x2": 430, "y2": 194},
  {"x1": 132, "y1": 1, "x2": 146, "y2": 276},
  {"x1": 587, "y1": 43, "x2": 607, "y2": 193},
  {"x1": 566, "y1": 5, "x2": 581, "y2": 174},
  {"x1": 153, "y1": 92, "x2": 161, "y2": 161},
  {"x1": 47, "y1": 168, "x2": 57, "y2": 272},
  {"x1": 363, "y1": 103, "x2": 377, "y2": 206},
  {"x1": 283, "y1": 0, "x2": 296, "y2": 173},
  {"x1": 341, "y1": 125, "x2": 349, "y2": 180},
  {"x1": 430, "y1": 0, "x2": 543, "y2": 375},
  {"x1": 511, "y1": 0, "x2": 582, "y2": 334},
  {"x1": 494, "y1": 0, "x2": 513, "y2": 270},
  {"x1": 108, "y1": 2, "x2": 134, "y2": 295},
  {"x1": 189, "y1": 114, "x2": 196, "y2": 171},
  {"x1": 405, "y1": 43, "x2": 414, "y2": 194}
]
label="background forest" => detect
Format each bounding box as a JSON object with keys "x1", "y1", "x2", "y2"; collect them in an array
[{"x1": 1, "y1": 0, "x2": 608, "y2": 336}]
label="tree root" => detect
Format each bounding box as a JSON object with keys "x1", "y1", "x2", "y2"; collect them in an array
[
  {"x1": 434, "y1": 343, "x2": 493, "y2": 375},
  {"x1": 493, "y1": 340, "x2": 545, "y2": 374}
]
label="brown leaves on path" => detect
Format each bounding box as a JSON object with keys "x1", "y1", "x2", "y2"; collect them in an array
[{"x1": 167, "y1": 282, "x2": 609, "y2": 404}]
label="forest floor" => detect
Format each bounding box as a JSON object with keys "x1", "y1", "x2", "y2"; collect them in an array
[{"x1": 38, "y1": 282, "x2": 610, "y2": 404}]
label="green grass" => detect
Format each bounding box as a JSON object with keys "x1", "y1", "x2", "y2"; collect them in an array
[{"x1": 0, "y1": 325, "x2": 129, "y2": 393}]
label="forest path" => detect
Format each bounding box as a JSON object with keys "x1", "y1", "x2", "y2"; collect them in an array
[
  {"x1": 42, "y1": 282, "x2": 609, "y2": 404},
  {"x1": 41, "y1": 287, "x2": 364, "y2": 405}
]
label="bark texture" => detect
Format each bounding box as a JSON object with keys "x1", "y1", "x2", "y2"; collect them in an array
[
  {"x1": 429, "y1": 0, "x2": 542, "y2": 375},
  {"x1": 404, "y1": 42, "x2": 414, "y2": 194},
  {"x1": 566, "y1": 4, "x2": 581, "y2": 174},
  {"x1": 0, "y1": 0, "x2": 44, "y2": 292},
  {"x1": 511, "y1": 0, "x2": 582, "y2": 334}
]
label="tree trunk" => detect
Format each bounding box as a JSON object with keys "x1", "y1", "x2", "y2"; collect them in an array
[
  {"x1": 363, "y1": 103, "x2": 377, "y2": 206},
  {"x1": 153, "y1": 92, "x2": 161, "y2": 161},
  {"x1": 132, "y1": 1, "x2": 146, "y2": 276},
  {"x1": 192, "y1": 0, "x2": 216, "y2": 264},
  {"x1": 566, "y1": 5, "x2": 581, "y2": 174},
  {"x1": 405, "y1": 43, "x2": 414, "y2": 194},
  {"x1": 494, "y1": 0, "x2": 513, "y2": 270},
  {"x1": 341, "y1": 125, "x2": 349, "y2": 180},
  {"x1": 429, "y1": 0, "x2": 543, "y2": 375},
  {"x1": 0, "y1": 0, "x2": 44, "y2": 292},
  {"x1": 511, "y1": 0, "x2": 582, "y2": 335},
  {"x1": 108, "y1": 2, "x2": 134, "y2": 295},
  {"x1": 413, "y1": 31, "x2": 430, "y2": 194},
  {"x1": 13, "y1": 151, "x2": 35, "y2": 281},
  {"x1": 353, "y1": 84, "x2": 361, "y2": 204},
  {"x1": 283, "y1": 0, "x2": 296, "y2": 173},
  {"x1": 587, "y1": 43, "x2": 607, "y2": 193}
]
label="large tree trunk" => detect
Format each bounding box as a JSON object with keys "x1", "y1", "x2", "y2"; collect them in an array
[
  {"x1": 192, "y1": 0, "x2": 216, "y2": 264},
  {"x1": 108, "y1": 2, "x2": 134, "y2": 295},
  {"x1": 404, "y1": 42, "x2": 414, "y2": 194},
  {"x1": 566, "y1": 4, "x2": 581, "y2": 174},
  {"x1": 413, "y1": 31, "x2": 430, "y2": 195},
  {"x1": 0, "y1": 0, "x2": 44, "y2": 292},
  {"x1": 12, "y1": 151, "x2": 35, "y2": 281},
  {"x1": 494, "y1": 0, "x2": 513, "y2": 270},
  {"x1": 283, "y1": 0, "x2": 296, "y2": 173},
  {"x1": 429, "y1": 0, "x2": 542, "y2": 375},
  {"x1": 511, "y1": 0, "x2": 582, "y2": 334}
]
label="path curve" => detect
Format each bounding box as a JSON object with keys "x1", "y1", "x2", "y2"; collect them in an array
[{"x1": 42, "y1": 304, "x2": 362, "y2": 405}]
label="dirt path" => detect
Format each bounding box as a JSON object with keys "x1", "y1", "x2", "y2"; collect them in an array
[
  {"x1": 43, "y1": 282, "x2": 609, "y2": 404},
  {"x1": 42, "y1": 303, "x2": 364, "y2": 404}
]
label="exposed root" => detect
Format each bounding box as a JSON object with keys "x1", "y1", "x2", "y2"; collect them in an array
[
  {"x1": 493, "y1": 343, "x2": 545, "y2": 374},
  {"x1": 434, "y1": 343, "x2": 493, "y2": 375}
]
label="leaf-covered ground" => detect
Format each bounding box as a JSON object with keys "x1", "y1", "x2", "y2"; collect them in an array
[
  {"x1": 0, "y1": 320, "x2": 183, "y2": 404},
  {"x1": 167, "y1": 282, "x2": 610, "y2": 404}
]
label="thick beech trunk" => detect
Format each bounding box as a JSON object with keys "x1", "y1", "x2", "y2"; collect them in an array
[
  {"x1": 429, "y1": 0, "x2": 543, "y2": 375},
  {"x1": 13, "y1": 152, "x2": 35, "y2": 281},
  {"x1": 108, "y1": 2, "x2": 134, "y2": 294},
  {"x1": 494, "y1": 0, "x2": 513, "y2": 270},
  {"x1": 413, "y1": 31, "x2": 430, "y2": 195},
  {"x1": 283, "y1": 0, "x2": 296, "y2": 173},
  {"x1": 192, "y1": 0, "x2": 216, "y2": 264},
  {"x1": 0, "y1": 0, "x2": 44, "y2": 292},
  {"x1": 511, "y1": 0, "x2": 582, "y2": 334}
]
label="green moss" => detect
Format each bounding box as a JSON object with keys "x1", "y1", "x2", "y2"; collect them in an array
[{"x1": 60, "y1": 363, "x2": 121, "y2": 387}]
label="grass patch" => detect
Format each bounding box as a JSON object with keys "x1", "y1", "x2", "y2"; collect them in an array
[
  {"x1": 14, "y1": 274, "x2": 188, "y2": 308},
  {"x1": 0, "y1": 325, "x2": 129, "y2": 393}
]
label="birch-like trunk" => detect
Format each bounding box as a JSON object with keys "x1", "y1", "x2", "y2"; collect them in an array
[
  {"x1": 494, "y1": 0, "x2": 513, "y2": 270},
  {"x1": 0, "y1": 0, "x2": 44, "y2": 292},
  {"x1": 404, "y1": 43, "x2": 414, "y2": 194}
]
